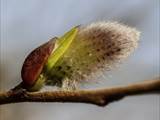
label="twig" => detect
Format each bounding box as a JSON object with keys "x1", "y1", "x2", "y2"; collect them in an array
[{"x1": 0, "y1": 78, "x2": 160, "y2": 106}]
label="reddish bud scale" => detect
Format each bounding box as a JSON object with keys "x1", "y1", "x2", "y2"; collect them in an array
[{"x1": 21, "y1": 38, "x2": 56, "y2": 87}]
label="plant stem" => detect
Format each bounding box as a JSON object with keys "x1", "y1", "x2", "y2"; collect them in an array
[{"x1": 0, "y1": 78, "x2": 160, "y2": 106}]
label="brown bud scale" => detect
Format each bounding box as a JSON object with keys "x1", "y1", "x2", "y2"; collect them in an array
[{"x1": 21, "y1": 38, "x2": 56, "y2": 87}]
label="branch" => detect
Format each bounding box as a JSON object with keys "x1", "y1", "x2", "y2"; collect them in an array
[{"x1": 0, "y1": 78, "x2": 160, "y2": 106}]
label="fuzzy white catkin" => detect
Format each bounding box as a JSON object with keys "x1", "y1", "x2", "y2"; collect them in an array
[{"x1": 48, "y1": 22, "x2": 140, "y2": 90}]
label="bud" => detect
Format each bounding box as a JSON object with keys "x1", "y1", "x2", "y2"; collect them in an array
[{"x1": 21, "y1": 22, "x2": 140, "y2": 91}]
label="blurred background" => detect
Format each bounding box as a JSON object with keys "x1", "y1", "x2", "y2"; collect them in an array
[{"x1": 0, "y1": 0, "x2": 159, "y2": 120}]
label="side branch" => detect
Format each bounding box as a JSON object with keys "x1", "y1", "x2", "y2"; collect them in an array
[{"x1": 0, "y1": 78, "x2": 160, "y2": 106}]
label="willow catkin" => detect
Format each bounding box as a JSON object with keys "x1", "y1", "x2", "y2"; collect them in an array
[{"x1": 47, "y1": 22, "x2": 140, "y2": 90}]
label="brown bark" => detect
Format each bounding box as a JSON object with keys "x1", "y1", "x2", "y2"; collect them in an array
[{"x1": 0, "y1": 78, "x2": 160, "y2": 106}]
